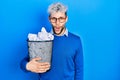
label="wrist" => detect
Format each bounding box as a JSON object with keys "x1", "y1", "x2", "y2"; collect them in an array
[{"x1": 26, "y1": 62, "x2": 30, "y2": 71}]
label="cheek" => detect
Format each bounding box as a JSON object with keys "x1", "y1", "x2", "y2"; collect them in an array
[
  {"x1": 51, "y1": 22, "x2": 66, "y2": 27},
  {"x1": 60, "y1": 23, "x2": 66, "y2": 26},
  {"x1": 51, "y1": 23, "x2": 56, "y2": 26}
]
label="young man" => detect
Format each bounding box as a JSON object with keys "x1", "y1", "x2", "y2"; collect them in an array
[{"x1": 21, "y1": 2, "x2": 83, "y2": 80}]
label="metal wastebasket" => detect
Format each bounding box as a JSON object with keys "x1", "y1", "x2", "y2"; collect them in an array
[{"x1": 28, "y1": 40, "x2": 53, "y2": 64}]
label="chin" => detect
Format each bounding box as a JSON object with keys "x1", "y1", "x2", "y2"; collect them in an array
[{"x1": 55, "y1": 32, "x2": 61, "y2": 34}]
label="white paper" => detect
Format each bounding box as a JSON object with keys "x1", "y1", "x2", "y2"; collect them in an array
[{"x1": 28, "y1": 27, "x2": 54, "y2": 41}]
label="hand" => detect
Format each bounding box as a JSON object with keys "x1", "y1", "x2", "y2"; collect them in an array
[{"x1": 26, "y1": 57, "x2": 50, "y2": 73}]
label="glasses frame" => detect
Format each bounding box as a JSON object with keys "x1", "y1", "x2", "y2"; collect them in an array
[{"x1": 49, "y1": 16, "x2": 67, "y2": 23}]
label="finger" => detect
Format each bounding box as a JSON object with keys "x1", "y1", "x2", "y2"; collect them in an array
[
  {"x1": 37, "y1": 69, "x2": 47, "y2": 73},
  {"x1": 44, "y1": 62, "x2": 50, "y2": 65},
  {"x1": 38, "y1": 70, "x2": 46, "y2": 73},
  {"x1": 45, "y1": 64, "x2": 50, "y2": 68},
  {"x1": 37, "y1": 65, "x2": 46, "y2": 69},
  {"x1": 39, "y1": 62, "x2": 50, "y2": 66},
  {"x1": 33, "y1": 68, "x2": 49, "y2": 73},
  {"x1": 32, "y1": 70, "x2": 44, "y2": 73},
  {"x1": 38, "y1": 65, "x2": 50, "y2": 69},
  {"x1": 46, "y1": 67, "x2": 50, "y2": 70},
  {"x1": 31, "y1": 68, "x2": 45, "y2": 73}
]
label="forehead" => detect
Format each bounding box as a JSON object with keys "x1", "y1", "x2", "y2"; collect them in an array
[{"x1": 50, "y1": 12, "x2": 66, "y2": 18}]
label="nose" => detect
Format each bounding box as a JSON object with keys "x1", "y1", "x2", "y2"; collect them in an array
[{"x1": 56, "y1": 19, "x2": 60, "y2": 24}]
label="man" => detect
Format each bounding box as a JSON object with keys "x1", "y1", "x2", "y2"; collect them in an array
[{"x1": 21, "y1": 2, "x2": 83, "y2": 80}]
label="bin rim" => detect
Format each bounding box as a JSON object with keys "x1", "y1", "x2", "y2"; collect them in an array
[{"x1": 27, "y1": 39, "x2": 53, "y2": 42}]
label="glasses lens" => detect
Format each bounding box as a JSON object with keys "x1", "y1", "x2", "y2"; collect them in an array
[
  {"x1": 50, "y1": 18, "x2": 56, "y2": 22},
  {"x1": 59, "y1": 17, "x2": 66, "y2": 22},
  {"x1": 50, "y1": 17, "x2": 66, "y2": 23}
]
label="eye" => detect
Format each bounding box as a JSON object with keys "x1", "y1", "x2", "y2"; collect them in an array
[
  {"x1": 50, "y1": 17, "x2": 56, "y2": 20},
  {"x1": 59, "y1": 17, "x2": 66, "y2": 22},
  {"x1": 49, "y1": 17, "x2": 66, "y2": 23}
]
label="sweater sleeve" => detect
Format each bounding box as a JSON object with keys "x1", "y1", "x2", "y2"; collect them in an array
[
  {"x1": 20, "y1": 55, "x2": 30, "y2": 72},
  {"x1": 74, "y1": 37, "x2": 83, "y2": 80}
]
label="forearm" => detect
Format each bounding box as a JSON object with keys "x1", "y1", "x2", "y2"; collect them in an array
[
  {"x1": 20, "y1": 56, "x2": 30, "y2": 72},
  {"x1": 74, "y1": 37, "x2": 83, "y2": 80}
]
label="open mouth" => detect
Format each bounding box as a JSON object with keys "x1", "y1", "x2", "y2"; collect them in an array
[{"x1": 55, "y1": 27, "x2": 61, "y2": 31}]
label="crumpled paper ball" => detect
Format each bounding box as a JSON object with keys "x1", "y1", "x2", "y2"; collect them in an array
[{"x1": 28, "y1": 27, "x2": 54, "y2": 41}]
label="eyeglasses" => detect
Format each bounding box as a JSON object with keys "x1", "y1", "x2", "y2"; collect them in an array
[{"x1": 49, "y1": 17, "x2": 66, "y2": 23}]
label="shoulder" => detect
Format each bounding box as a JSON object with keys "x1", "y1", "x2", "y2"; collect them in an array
[
  {"x1": 68, "y1": 32, "x2": 81, "y2": 41},
  {"x1": 68, "y1": 32, "x2": 82, "y2": 49}
]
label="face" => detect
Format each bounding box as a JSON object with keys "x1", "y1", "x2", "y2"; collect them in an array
[{"x1": 49, "y1": 12, "x2": 68, "y2": 35}]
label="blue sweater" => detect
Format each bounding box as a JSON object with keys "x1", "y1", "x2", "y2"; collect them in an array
[{"x1": 21, "y1": 32, "x2": 83, "y2": 80}]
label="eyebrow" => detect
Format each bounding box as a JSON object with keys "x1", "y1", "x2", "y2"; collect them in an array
[{"x1": 50, "y1": 16, "x2": 66, "y2": 18}]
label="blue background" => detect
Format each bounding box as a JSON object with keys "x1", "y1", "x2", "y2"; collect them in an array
[{"x1": 0, "y1": 0, "x2": 120, "y2": 80}]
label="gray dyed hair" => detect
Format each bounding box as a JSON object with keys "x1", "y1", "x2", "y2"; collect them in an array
[{"x1": 48, "y1": 2, "x2": 68, "y2": 15}]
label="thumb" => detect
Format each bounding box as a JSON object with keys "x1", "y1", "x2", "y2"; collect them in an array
[{"x1": 32, "y1": 57, "x2": 41, "y2": 61}]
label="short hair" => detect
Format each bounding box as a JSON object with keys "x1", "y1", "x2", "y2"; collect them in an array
[{"x1": 48, "y1": 2, "x2": 68, "y2": 16}]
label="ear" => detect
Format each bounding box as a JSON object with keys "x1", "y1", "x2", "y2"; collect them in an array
[
  {"x1": 48, "y1": 16, "x2": 51, "y2": 22},
  {"x1": 65, "y1": 16, "x2": 68, "y2": 22}
]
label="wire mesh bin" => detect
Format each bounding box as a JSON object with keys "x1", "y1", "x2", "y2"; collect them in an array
[{"x1": 27, "y1": 40, "x2": 53, "y2": 64}]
